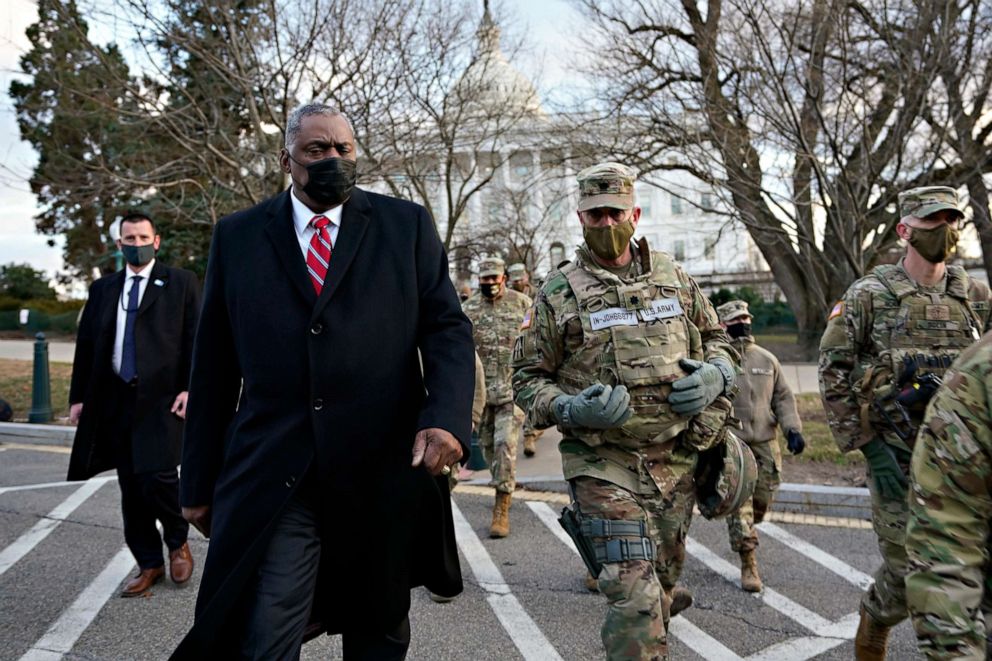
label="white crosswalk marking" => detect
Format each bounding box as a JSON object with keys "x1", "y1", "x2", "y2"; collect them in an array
[
  {"x1": 450, "y1": 500, "x2": 564, "y2": 661},
  {"x1": 19, "y1": 545, "x2": 135, "y2": 661},
  {"x1": 0, "y1": 479, "x2": 108, "y2": 577},
  {"x1": 0, "y1": 476, "x2": 115, "y2": 496},
  {"x1": 757, "y1": 522, "x2": 874, "y2": 590}
]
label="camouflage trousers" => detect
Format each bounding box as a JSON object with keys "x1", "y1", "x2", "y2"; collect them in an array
[
  {"x1": 726, "y1": 440, "x2": 781, "y2": 553},
  {"x1": 572, "y1": 474, "x2": 696, "y2": 661},
  {"x1": 863, "y1": 461, "x2": 911, "y2": 627},
  {"x1": 523, "y1": 419, "x2": 544, "y2": 446},
  {"x1": 479, "y1": 402, "x2": 523, "y2": 494}
]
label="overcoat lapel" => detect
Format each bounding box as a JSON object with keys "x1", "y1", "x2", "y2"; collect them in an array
[
  {"x1": 137, "y1": 261, "x2": 169, "y2": 316},
  {"x1": 264, "y1": 191, "x2": 318, "y2": 307},
  {"x1": 310, "y1": 188, "x2": 372, "y2": 321}
]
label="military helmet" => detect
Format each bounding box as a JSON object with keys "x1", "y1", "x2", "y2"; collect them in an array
[{"x1": 693, "y1": 431, "x2": 758, "y2": 520}]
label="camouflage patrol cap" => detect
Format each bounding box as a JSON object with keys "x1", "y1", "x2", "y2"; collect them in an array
[
  {"x1": 717, "y1": 300, "x2": 751, "y2": 324},
  {"x1": 576, "y1": 162, "x2": 637, "y2": 212},
  {"x1": 898, "y1": 186, "x2": 964, "y2": 220},
  {"x1": 478, "y1": 256, "x2": 506, "y2": 277},
  {"x1": 507, "y1": 263, "x2": 528, "y2": 279}
]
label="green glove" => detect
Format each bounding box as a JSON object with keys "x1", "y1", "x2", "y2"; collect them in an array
[
  {"x1": 860, "y1": 438, "x2": 908, "y2": 500},
  {"x1": 669, "y1": 358, "x2": 730, "y2": 416},
  {"x1": 552, "y1": 384, "x2": 632, "y2": 430}
]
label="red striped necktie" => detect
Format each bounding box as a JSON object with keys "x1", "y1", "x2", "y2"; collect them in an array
[{"x1": 306, "y1": 215, "x2": 333, "y2": 294}]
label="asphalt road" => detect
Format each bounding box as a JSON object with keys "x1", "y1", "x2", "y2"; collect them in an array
[{"x1": 1, "y1": 444, "x2": 921, "y2": 660}]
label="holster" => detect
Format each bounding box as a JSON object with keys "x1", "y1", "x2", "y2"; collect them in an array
[{"x1": 559, "y1": 502, "x2": 603, "y2": 578}]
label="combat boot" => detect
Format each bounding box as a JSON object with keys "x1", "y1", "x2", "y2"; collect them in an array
[
  {"x1": 489, "y1": 492, "x2": 512, "y2": 538},
  {"x1": 669, "y1": 586, "x2": 693, "y2": 618},
  {"x1": 523, "y1": 434, "x2": 537, "y2": 457},
  {"x1": 854, "y1": 605, "x2": 890, "y2": 660},
  {"x1": 740, "y1": 550, "x2": 763, "y2": 592}
]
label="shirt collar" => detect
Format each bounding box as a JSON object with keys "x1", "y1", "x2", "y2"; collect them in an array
[
  {"x1": 125, "y1": 258, "x2": 156, "y2": 279},
  {"x1": 290, "y1": 186, "x2": 343, "y2": 236}
]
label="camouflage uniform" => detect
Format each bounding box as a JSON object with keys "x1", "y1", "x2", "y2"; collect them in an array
[
  {"x1": 718, "y1": 302, "x2": 801, "y2": 555},
  {"x1": 905, "y1": 331, "x2": 992, "y2": 660},
  {"x1": 509, "y1": 264, "x2": 544, "y2": 455},
  {"x1": 514, "y1": 165, "x2": 736, "y2": 661},
  {"x1": 819, "y1": 190, "x2": 991, "y2": 630},
  {"x1": 463, "y1": 263, "x2": 532, "y2": 494}
]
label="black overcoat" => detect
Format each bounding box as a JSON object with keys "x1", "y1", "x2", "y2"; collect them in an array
[
  {"x1": 67, "y1": 262, "x2": 200, "y2": 479},
  {"x1": 174, "y1": 188, "x2": 474, "y2": 656}
]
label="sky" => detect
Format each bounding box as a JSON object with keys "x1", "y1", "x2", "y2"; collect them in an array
[{"x1": 0, "y1": 0, "x2": 580, "y2": 292}]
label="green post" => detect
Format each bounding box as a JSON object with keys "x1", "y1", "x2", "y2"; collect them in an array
[{"x1": 28, "y1": 332, "x2": 53, "y2": 424}]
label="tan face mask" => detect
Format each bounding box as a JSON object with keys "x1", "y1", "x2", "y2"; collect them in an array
[
  {"x1": 583, "y1": 218, "x2": 635, "y2": 261},
  {"x1": 908, "y1": 223, "x2": 960, "y2": 264}
]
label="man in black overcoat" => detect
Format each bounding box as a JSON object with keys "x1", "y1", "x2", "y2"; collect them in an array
[
  {"x1": 175, "y1": 103, "x2": 474, "y2": 659},
  {"x1": 68, "y1": 212, "x2": 201, "y2": 597}
]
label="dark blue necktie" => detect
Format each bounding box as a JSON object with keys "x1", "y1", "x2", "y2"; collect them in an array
[{"x1": 119, "y1": 275, "x2": 141, "y2": 383}]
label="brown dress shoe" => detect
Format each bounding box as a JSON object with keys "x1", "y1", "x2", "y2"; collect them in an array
[
  {"x1": 169, "y1": 542, "x2": 194, "y2": 585},
  {"x1": 121, "y1": 566, "x2": 165, "y2": 598}
]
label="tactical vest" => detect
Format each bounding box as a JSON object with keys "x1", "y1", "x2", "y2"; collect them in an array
[
  {"x1": 552, "y1": 251, "x2": 701, "y2": 449},
  {"x1": 861, "y1": 263, "x2": 985, "y2": 446}
]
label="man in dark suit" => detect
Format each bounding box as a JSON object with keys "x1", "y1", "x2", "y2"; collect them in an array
[
  {"x1": 176, "y1": 103, "x2": 474, "y2": 659},
  {"x1": 68, "y1": 212, "x2": 201, "y2": 597}
]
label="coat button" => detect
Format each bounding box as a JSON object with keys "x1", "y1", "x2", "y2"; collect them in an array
[
  {"x1": 313, "y1": 398, "x2": 323, "y2": 410},
  {"x1": 286, "y1": 475, "x2": 296, "y2": 488},
  {"x1": 311, "y1": 323, "x2": 323, "y2": 335}
]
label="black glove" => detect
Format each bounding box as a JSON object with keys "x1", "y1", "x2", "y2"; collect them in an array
[
  {"x1": 786, "y1": 429, "x2": 805, "y2": 455},
  {"x1": 859, "y1": 438, "x2": 908, "y2": 500}
]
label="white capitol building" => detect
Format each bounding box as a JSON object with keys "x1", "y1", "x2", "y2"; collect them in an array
[{"x1": 366, "y1": 7, "x2": 773, "y2": 297}]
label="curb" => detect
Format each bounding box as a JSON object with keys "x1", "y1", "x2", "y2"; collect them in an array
[
  {"x1": 0, "y1": 422, "x2": 75, "y2": 447},
  {"x1": 2, "y1": 422, "x2": 873, "y2": 521},
  {"x1": 465, "y1": 475, "x2": 873, "y2": 522}
]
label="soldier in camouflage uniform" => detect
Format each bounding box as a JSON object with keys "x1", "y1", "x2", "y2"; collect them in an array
[
  {"x1": 513, "y1": 162, "x2": 738, "y2": 660},
  {"x1": 717, "y1": 300, "x2": 804, "y2": 593},
  {"x1": 463, "y1": 256, "x2": 532, "y2": 538},
  {"x1": 818, "y1": 185, "x2": 992, "y2": 659},
  {"x1": 509, "y1": 263, "x2": 545, "y2": 457},
  {"x1": 905, "y1": 331, "x2": 992, "y2": 660}
]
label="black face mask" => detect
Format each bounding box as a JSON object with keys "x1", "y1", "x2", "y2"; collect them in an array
[
  {"x1": 292, "y1": 156, "x2": 357, "y2": 207},
  {"x1": 480, "y1": 283, "x2": 501, "y2": 299},
  {"x1": 727, "y1": 323, "x2": 752, "y2": 339},
  {"x1": 121, "y1": 244, "x2": 156, "y2": 267}
]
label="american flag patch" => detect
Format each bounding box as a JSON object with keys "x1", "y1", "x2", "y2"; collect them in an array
[
  {"x1": 521, "y1": 309, "x2": 532, "y2": 330},
  {"x1": 828, "y1": 301, "x2": 844, "y2": 320}
]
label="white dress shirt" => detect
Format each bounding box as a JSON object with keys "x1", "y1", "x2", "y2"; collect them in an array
[
  {"x1": 290, "y1": 187, "x2": 343, "y2": 259},
  {"x1": 112, "y1": 259, "x2": 156, "y2": 376}
]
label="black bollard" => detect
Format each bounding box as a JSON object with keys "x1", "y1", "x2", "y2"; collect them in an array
[{"x1": 28, "y1": 332, "x2": 53, "y2": 423}]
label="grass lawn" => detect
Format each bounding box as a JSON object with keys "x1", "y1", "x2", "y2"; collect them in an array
[
  {"x1": 783, "y1": 392, "x2": 863, "y2": 466},
  {"x1": 0, "y1": 359, "x2": 73, "y2": 423}
]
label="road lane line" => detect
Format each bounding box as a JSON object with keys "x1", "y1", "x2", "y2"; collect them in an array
[
  {"x1": 757, "y1": 522, "x2": 874, "y2": 590},
  {"x1": 526, "y1": 501, "x2": 740, "y2": 661},
  {"x1": 450, "y1": 500, "x2": 564, "y2": 661},
  {"x1": 685, "y1": 537, "x2": 838, "y2": 634},
  {"x1": 19, "y1": 545, "x2": 135, "y2": 660},
  {"x1": 0, "y1": 476, "x2": 115, "y2": 496},
  {"x1": 0, "y1": 479, "x2": 108, "y2": 577},
  {"x1": 745, "y1": 634, "x2": 847, "y2": 661}
]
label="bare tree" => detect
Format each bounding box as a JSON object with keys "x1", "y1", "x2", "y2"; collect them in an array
[{"x1": 575, "y1": 0, "x2": 958, "y2": 354}]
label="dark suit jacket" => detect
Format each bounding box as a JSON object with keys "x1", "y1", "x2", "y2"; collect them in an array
[
  {"x1": 67, "y1": 262, "x2": 201, "y2": 480},
  {"x1": 174, "y1": 188, "x2": 474, "y2": 656}
]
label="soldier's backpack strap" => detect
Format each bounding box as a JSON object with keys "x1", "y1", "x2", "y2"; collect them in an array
[
  {"x1": 871, "y1": 264, "x2": 916, "y2": 300},
  {"x1": 952, "y1": 266, "x2": 990, "y2": 334}
]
